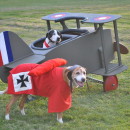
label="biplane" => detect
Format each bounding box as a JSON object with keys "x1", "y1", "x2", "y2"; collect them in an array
[{"x1": 0, "y1": 12, "x2": 129, "y2": 91}]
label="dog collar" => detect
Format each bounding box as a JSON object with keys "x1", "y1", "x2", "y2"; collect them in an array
[{"x1": 43, "y1": 41, "x2": 50, "y2": 48}]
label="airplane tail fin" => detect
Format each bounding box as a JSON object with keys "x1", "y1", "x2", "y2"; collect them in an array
[{"x1": 0, "y1": 31, "x2": 14, "y2": 67}]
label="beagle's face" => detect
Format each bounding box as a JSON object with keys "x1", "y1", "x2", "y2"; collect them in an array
[
  {"x1": 46, "y1": 30, "x2": 62, "y2": 45},
  {"x1": 72, "y1": 67, "x2": 87, "y2": 87}
]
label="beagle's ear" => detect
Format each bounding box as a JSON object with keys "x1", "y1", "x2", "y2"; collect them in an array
[
  {"x1": 58, "y1": 31, "x2": 62, "y2": 39},
  {"x1": 64, "y1": 67, "x2": 73, "y2": 81},
  {"x1": 67, "y1": 71, "x2": 72, "y2": 81},
  {"x1": 46, "y1": 32, "x2": 48, "y2": 38},
  {"x1": 65, "y1": 65, "x2": 79, "y2": 81},
  {"x1": 60, "y1": 34, "x2": 63, "y2": 40}
]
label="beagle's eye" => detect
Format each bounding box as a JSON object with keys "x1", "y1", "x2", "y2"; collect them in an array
[
  {"x1": 76, "y1": 72, "x2": 80, "y2": 75},
  {"x1": 83, "y1": 72, "x2": 86, "y2": 75}
]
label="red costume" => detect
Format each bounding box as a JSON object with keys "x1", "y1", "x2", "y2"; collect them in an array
[{"x1": 7, "y1": 59, "x2": 72, "y2": 113}]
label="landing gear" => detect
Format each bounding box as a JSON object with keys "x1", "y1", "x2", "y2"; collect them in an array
[{"x1": 103, "y1": 75, "x2": 118, "y2": 92}]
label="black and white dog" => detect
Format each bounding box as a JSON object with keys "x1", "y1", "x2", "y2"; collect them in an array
[{"x1": 43, "y1": 30, "x2": 62, "y2": 48}]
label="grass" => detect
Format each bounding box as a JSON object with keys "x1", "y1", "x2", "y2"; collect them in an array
[{"x1": 0, "y1": 0, "x2": 130, "y2": 129}]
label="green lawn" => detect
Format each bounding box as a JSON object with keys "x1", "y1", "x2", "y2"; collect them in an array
[{"x1": 0, "y1": 0, "x2": 130, "y2": 129}]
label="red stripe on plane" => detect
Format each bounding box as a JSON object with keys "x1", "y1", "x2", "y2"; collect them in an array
[{"x1": 0, "y1": 51, "x2": 3, "y2": 66}]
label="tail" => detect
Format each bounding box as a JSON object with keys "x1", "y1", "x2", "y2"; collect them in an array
[{"x1": 0, "y1": 88, "x2": 8, "y2": 95}]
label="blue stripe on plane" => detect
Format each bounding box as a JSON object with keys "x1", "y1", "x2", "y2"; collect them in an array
[{"x1": 3, "y1": 31, "x2": 14, "y2": 62}]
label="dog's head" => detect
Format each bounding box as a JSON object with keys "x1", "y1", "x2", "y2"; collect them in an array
[
  {"x1": 46, "y1": 30, "x2": 62, "y2": 45},
  {"x1": 66, "y1": 65, "x2": 87, "y2": 88}
]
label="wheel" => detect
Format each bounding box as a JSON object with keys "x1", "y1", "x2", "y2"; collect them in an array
[{"x1": 103, "y1": 75, "x2": 118, "y2": 92}]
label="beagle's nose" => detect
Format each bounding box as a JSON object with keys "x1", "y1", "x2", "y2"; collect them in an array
[
  {"x1": 81, "y1": 78, "x2": 85, "y2": 82},
  {"x1": 57, "y1": 37, "x2": 60, "y2": 41}
]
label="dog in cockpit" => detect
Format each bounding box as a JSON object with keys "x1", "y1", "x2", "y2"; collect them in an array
[
  {"x1": 0, "y1": 58, "x2": 87, "y2": 124},
  {"x1": 43, "y1": 30, "x2": 62, "y2": 48}
]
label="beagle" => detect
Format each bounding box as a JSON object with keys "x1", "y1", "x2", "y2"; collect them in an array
[
  {"x1": 43, "y1": 30, "x2": 62, "y2": 48},
  {"x1": 0, "y1": 65, "x2": 87, "y2": 123}
]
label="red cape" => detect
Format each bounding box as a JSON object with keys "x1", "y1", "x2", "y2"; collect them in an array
[{"x1": 7, "y1": 63, "x2": 71, "y2": 113}]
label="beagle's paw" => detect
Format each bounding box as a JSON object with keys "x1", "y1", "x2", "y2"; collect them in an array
[
  {"x1": 57, "y1": 118, "x2": 63, "y2": 123},
  {"x1": 5, "y1": 114, "x2": 10, "y2": 120},
  {"x1": 21, "y1": 109, "x2": 26, "y2": 115}
]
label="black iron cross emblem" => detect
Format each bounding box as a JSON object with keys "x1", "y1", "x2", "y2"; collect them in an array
[{"x1": 17, "y1": 75, "x2": 29, "y2": 88}]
